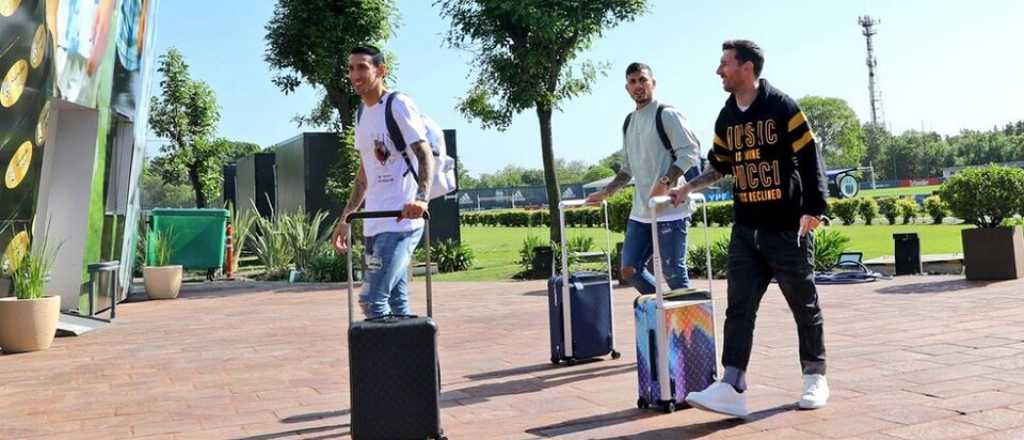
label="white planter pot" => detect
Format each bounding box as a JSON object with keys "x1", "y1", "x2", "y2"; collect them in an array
[
  {"x1": 0, "y1": 295, "x2": 61, "y2": 353},
  {"x1": 143, "y1": 265, "x2": 183, "y2": 299}
]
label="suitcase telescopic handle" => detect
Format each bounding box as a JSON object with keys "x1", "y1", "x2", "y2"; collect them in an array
[
  {"x1": 345, "y1": 209, "x2": 432, "y2": 329},
  {"x1": 345, "y1": 211, "x2": 431, "y2": 222}
]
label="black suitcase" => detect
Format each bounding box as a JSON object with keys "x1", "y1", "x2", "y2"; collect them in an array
[{"x1": 345, "y1": 211, "x2": 445, "y2": 440}]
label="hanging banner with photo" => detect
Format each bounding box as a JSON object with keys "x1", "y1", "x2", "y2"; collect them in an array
[
  {"x1": 1, "y1": 0, "x2": 52, "y2": 257},
  {"x1": 110, "y1": 0, "x2": 147, "y2": 119},
  {"x1": 49, "y1": 0, "x2": 116, "y2": 108}
]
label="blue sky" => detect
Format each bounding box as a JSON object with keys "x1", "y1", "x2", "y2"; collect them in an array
[{"x1": 148, "y1": 0, "x2": 1024, "y2": 176}]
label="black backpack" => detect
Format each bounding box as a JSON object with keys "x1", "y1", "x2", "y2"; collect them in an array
[{"x1": 622, "y1": 104, "x2": 701, "y2": 181}]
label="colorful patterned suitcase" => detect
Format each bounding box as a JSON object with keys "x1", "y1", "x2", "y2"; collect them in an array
[{"x1": 634, "y1": 194, "x2": 719, "y2": 413}]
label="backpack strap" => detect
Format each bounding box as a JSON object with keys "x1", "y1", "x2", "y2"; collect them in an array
[
  {"x1": 622, "y1": 113, "x2": 632, "y2": 135},
  {"x1": 655, "y1": 104, "x2": 677, "y2": 163},
  {"x1": 656, "y1": 104, "x2": 703, "y2": 181},
  {"x1": 384, "y1": 91, "x2": 419, "y2": 180}
]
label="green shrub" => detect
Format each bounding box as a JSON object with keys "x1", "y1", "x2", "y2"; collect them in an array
[
  {"x1": 813, "y1": 229, "x2": 851, "y2": 271},
  {"x1": 923, "y1": 195, "x2": 950, "y2": 224},
  {"x1": 530, "y1": 210, "x2": 549, "y2": 227},
  {"x1": 305, "y1": 242, "x2": 362, "y2": 282},
  {"x1": 228, "y1": 204, "x2": 258, "y2": 274},
  {"x1": 877, "y1": 197, "x2": 899, "y2": 225},
  {"x1": 150, "y1": 227, "x2": 175, "y2": 266},
  {"x1": 896, "y1": 197, "x2": 920, "y2": 224},
  {"x1": 518, "y1": 235, "x2": 546, "y2": 272},
  {"x1": 432, "y1": 239, "x2": 475, "y2": 273},
  {"x1": 939, "y1": 165, "x2": 1024, "y2": 228},
  {"x1": 607, "y1": 190, "x2": 633, "y2": 233},
  {"x1": 707, "y1": 202, "x2": 734, "y2": 226},
  {"x1": 687, "y1": 236, "x2": 730, "y2": 279},
  {"x1": 829, "y1": 198, "x2": 860, "y2": 225},
  {"x1": 857, "y1": 197, "x2": 879, "y2": 225},
  {"x1": 251, "y1": 203, "x2": 294, "y2": 279},
  {"x1": 1001, "y1": 216, "x2": 1024, "y2": 227},
  {"x1": 10, "y1": 223, "x2": 62, "y2": 300},
  {"x1": 282, "y1": 209, "x2": 331, "y2": 272}
]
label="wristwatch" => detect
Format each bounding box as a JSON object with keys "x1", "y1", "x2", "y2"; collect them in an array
[{"x1": 658, "y1": 176, "x2": 671, "y2": 186}]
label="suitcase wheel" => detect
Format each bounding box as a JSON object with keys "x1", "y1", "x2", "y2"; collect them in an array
[
  {"x1": 550, "y1": 356, "x2": 560, "y2": 365},
  {"x1": 662, "y1": 401, "x2": 676, "y2": 414},
  {"x1": 611, "y1": 350, "x2": 621, "y2": 360},
  {"x1": 566, "y1": 358, "x2": 578, "y2": 366},
  {"x1": 637, "y1": 398, "x2": 649, "y2": 409}
]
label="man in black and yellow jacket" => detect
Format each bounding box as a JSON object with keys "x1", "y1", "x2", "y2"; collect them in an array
[{"x1": 670, "y1": 39, "x2": 829, "y2": 418}]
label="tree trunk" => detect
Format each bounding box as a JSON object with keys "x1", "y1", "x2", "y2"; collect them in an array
[
  {"x1": 327, "y1": 86, "x2": 354, "y2": 129},
  {"x1": 536, "y1": 105, "x2": 561, "y2": 244},
  {"x1": 188, "y1": 164, "x2": 207, "y2": 208}
]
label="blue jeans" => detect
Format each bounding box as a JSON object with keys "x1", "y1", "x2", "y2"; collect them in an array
[
  {"x1": 621, "y1": 219, "x2": 690, "y2": 294},
  {"x1": 359, "y1": 227, "x2": 424, "y2": 319}
]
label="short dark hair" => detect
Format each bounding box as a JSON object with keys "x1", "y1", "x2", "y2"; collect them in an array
[
  {"x1": 625, "y1": 62, "x2": 653, "y2": 77},
  {"x1": 722, "y1": 40, "x2": 764, "y2": 77},
  {"x1": 350, "y1": 45, "x2": 385, "y2": 67}
]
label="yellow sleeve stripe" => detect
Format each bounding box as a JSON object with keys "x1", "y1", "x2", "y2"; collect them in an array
[
  {"x1": 793, "y1": 131, "x2": 814, "y2": 153},
  {"x1": 713, "y1": 153, "x2": 732, "y2": 163},
  {"x1": 788, "y1": 112, "x2": 807, "y2": 132},
  {"x1": 713, "y1": 135, "x2": 727, "y2": 148}
]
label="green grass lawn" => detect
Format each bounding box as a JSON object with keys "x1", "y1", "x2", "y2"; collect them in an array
[
  {"x1": 858, "y1": 184, "x2": 941, "y2": 198},
  {"x1": 436, "y1": 222, "x2": 970, "y2": 281}
]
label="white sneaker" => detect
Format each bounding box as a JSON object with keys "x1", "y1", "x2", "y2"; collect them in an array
[
  {"x1": 798, "y1": 374, "x2": 829, "y2": 409},
  {"x1": 685, "y1": 381, "x2": 749, "y2": 418}
]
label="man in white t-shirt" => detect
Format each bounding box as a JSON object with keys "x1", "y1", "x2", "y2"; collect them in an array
[{"x1": 331, "y1": 45, "x2": 435, "y2": 319}]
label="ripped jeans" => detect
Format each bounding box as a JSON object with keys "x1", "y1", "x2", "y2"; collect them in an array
[
  {"x1": 359, "y1": 227, "x2": 424, "y2": 319},
  {"x1": 621, "y1": 219, "x2": 690, "y2": 294}
]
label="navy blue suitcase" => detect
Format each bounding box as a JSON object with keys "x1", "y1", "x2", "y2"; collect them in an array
[
  {"x1": 548, "y1": 200, "x2": 620, "y2": 365},
  {"x1": 548, "y1": 271, "x2": 620, "y2": 363}
]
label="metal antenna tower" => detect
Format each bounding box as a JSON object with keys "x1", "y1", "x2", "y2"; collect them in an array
[
  {"x1": 859, "y1": 15, "x2": 888, "y2": 183},
  {"x1": 859, "y1": 15, "x2": 884, "y2": 126}
]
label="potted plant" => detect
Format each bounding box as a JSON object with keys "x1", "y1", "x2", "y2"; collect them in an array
[
  {"x1": 144, "y1": 228, "x2": 182, "y2": 299},
  {"x1": 0, "y1": 225, "x2": 62, "y2": 353},
  {"x1": 939, "y1": 166, "x2": 1024, "y2": 280}
]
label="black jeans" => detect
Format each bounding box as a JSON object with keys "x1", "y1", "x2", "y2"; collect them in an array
[{"x1": 722, "y1": 224, "x2": 826, "y2": 377}]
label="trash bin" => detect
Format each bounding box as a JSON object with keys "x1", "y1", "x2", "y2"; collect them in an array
[
  {"x1": 532, "y1": 246, "x2": 553, "y2": 279},
  {"x1": 147, "y1": 209, "x2": 229, "y2": 272},
  {"x1": 893, "y1": 233, "x2": 922, "y2": 275},
  {"x1": 86, "y1": 261, "x2": 120, "y2": 318}
]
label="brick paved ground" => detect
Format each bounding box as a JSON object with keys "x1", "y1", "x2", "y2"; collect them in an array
[{"x1": 3, "y1": 275, "x2": 1024, "y2": 439}]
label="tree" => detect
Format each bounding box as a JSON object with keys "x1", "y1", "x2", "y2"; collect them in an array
[
  {"x1": 148, "y1": 48, "x2": 221, "y2": 208},
  {"x1": 456, "y1": 160, "x2": 480, "y2": 189},
  {"x1": 798, "y1": 96, "x2": 865, "y2": 168},
  {"x1": 862, "y1": 122, "x2": 890, "y2": 177},
  {"x1": 149, "y1": 137, "x2": 260, "y2": 205},
  {"x1": 438, "y1": 0, "x2": 647, "y2": 242},
  {"x1": 581, "y1": 164, "x2": 615, "y2": 184},
  {"x1": 141, "y1": 160, "x2": 195, "y2": 209},
  {"x1": 599, "y1": 150, "x2": 624, "y2": 173},
  {"x1": 265, "y1": 0, "x2": 398, "y2": 204},
  {"x1": 884, "y1": 131, "x2": 953, "y2": 179}
]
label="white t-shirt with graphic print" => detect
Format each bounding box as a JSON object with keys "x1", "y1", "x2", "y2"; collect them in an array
[{"x1": 355, "y1": 92, "x2": 429, "y2": 237}]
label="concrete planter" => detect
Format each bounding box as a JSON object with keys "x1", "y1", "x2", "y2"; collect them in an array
[
  {"x1": 0, "y1": 296, "x2": 61, "y2": 353},
  {"x1": 143, "y1": 265, "x2": 183, "y2": 299},
  {"x1": 962, "y1": 226, "x2": 1024, "y2": 280}
]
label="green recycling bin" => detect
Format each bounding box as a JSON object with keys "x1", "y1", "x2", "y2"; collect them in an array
[{"x1": 147, "y1": 208, "x2": 229, "y2": 272}]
